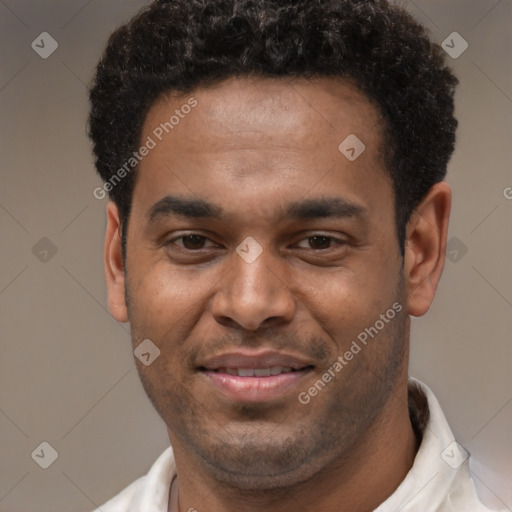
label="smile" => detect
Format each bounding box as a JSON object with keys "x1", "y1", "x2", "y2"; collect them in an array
[
  {"x1": 210, "y1": 366, "x2": 297, "y2": 377},
  {"x1": 197, "y1": 349, "x2": 316, "y2": 402},
  {"x1": 199, "y1": 366, "x2": 313, "y2": 403}
]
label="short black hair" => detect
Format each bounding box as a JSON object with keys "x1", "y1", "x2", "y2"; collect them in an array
[{"x1": 88, "y1": 0, "x2": 458, "y2": 259}]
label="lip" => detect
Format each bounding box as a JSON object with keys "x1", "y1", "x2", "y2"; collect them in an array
[
  {"x1": 198, "y1": 349, "x2": 315, "y2": 403},
  {"x1": 199, "y1": 349, "x2": 314, "y2": 371}
]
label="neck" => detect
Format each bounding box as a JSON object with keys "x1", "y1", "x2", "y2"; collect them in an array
[{"x1": 169, "y1": 379, "x2": 419, "y2": 512}]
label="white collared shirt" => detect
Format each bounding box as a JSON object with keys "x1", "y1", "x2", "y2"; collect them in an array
[{"x1": 93, "y1": 378, "x2": 504, "y2": 512}]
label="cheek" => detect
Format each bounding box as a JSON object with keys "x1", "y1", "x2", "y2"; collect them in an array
[
  {"x1": 298, "y1": 261, "x2": 399, "y2": 338},
  {"x1": 127, "y1": 262, "x2": 202, "y2": 337}
]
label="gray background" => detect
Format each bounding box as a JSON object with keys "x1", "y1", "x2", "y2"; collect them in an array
[{"x1": 0, "y1": 0, "x2": 511, "y2": 510}]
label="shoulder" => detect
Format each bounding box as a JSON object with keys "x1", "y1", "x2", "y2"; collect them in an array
[
  {"x1": 91, "y1": 476, "x2": 147, "y2": 512},
  {"x1": 90, "y1": 446, "x2": 176, "y2": 512},
  {"x1": 441, "y1": 471, "x2": 507, "y2": 512},
  {"x1": 377, "y1": 378, "x2": 507, "y2": 512}
]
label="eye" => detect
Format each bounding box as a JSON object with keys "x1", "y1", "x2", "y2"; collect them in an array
[
  {"x1": 295, "y1": 235, "x2": 345, "y2": 250},
  {"x1": 166, "y1": 233, "x2": 346, "y2": 253},
  {"x1": 168, "y1": 234, "x2": 217, "y2": 250}
]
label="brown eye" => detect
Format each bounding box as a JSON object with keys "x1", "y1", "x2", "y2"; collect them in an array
[
  {"x1": 170, "y1": 234, "x2": 214, "y2": 250},
  {"x1": 181, "y1": 235, "x2": 206, "y2": 249},
  {"x1": 296, "y1": 235, "x2": 342, "y2": 250},
  {"x1": 307, "y1": 236, "x2": 332, "y2": 250}
]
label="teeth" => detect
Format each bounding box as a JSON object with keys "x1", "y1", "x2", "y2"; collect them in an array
[{"x1": 217, "y1": 366, "x2": 295, "y2": 376}]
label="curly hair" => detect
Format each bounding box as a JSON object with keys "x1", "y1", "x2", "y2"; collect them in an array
[{"x1": 88, "y1": 0, "x2": 458, "y2": 258}]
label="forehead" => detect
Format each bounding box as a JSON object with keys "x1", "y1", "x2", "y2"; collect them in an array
[
  {"x1": 144, "y1": 76, "x2": 383, "y2": 152},
  {"x1": 132, "y1": 76, "x2": 391, "y2": 225}
]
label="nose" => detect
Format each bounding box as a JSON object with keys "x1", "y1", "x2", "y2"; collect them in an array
[{"x1": 211, "y1": 248, "x2": 296, "y2": 331}]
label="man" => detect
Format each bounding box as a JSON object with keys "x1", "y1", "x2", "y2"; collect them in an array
[{"x1": 88, "y1": 1, "x2": 504, "y2": 510}]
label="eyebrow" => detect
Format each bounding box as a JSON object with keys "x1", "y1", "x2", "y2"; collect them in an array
[
  {"x1": 148, "y1": 195, "x2": 222, "y2": 221},
  {"x1": 147, "y1": 194, "x2": 366, "y2": 224}
]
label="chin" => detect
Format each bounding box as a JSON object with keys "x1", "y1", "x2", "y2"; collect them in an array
[
  {"x1": 201, "y1": 457, "x2": 322, "y2": 492},
  {"x1": 190, "y1": 434, "x2": 337, "y2": 492}
]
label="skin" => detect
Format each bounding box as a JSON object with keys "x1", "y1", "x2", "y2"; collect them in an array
[{"x1": 103, "y1": 76, "x2": 451, "y2": 512}]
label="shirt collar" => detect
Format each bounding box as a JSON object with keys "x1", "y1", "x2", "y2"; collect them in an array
[{"x1": 375, "y1": 377, "x2": 471, "y2": 511}]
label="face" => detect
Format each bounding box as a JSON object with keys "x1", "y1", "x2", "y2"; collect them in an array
[{"x1": 113, "y1": 77, "x2": 412, "y2": 488}]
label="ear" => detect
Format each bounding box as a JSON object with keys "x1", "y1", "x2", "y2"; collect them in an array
[
  {"x1": 104, "y1": 201, "x2": 128, "y2": 323},
  {"x1": 403, "y1": 182, "x2": 452, "y2": 317}
]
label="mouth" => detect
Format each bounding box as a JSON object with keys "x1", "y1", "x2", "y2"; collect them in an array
[
  {"x1": 198, "y1": 350, "x2": 315, "y2": 403},
  {"x1": 204, "y1": 366, "x2": 303, "y2": 377}
]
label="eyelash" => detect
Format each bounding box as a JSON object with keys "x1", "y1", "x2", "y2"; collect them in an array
[{"x1": 166, "y1": 233, "x2": 347, "y2": 252}]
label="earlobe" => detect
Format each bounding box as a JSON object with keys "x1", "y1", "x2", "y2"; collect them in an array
[
  {"x1": 404, "y1": 182, "x2": 451, "y2": 317},
  {"x1": 104, "y1": 202, "x2": 129, "y2": 323}
]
